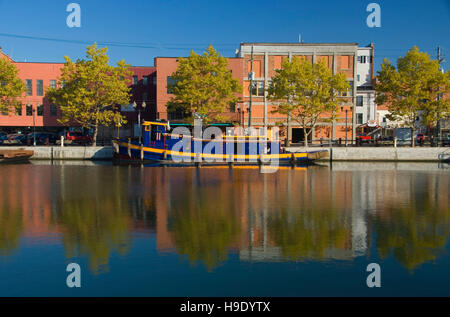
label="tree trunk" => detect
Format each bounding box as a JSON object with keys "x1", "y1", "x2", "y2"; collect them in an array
[
  {"x1": 92, "y1": 114, "x2": 99, "y2": 147},
  {"x1": 286, "y1": 111, "x2": 291, "y2": 147},
  {"x1": 303, "y1": 126, "x2": 309, "y2": 148},
  {"x1": 411, "y1": 126, "x2": 415, "y2": 148}
]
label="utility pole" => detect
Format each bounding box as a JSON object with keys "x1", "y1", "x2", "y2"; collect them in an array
[
  {"x1": 248, "y1": 46, "x2": 254, "y2": 130},
  {"x1": 436, "y1": 46, "x2": 444, "y2": 146}
]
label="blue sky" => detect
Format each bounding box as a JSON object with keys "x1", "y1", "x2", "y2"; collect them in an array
[{"x1": 0, "y1": 0, "x2": 448, "y2": 71}]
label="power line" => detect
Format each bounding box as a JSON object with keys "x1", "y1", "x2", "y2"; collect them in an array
[{"x1": 0, "y1": 32, "x2": 237, "y2": 50}]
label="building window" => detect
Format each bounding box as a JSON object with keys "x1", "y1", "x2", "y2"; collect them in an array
[
  {"x1": 26, "y1": 104, "x2": 33, "y2": 116},
  {"x1": 341, "y1": 55, "x2": 351, "y2": 69},
  {"x1": 358, "y1": 56, "x2": 369, "y2": 63},
  {"x1": 16, "y1": 105, "x2": 22, "y2": 116},
  {"x1": 50, "y1": 80, "x2": 57, "y2": 89},
  {"x1": 142, "y1": 92, "x2": 148, "y2": 101},
  {"x1": 143, "y1": 76, "x2": 148, "y2": 86},
  {"x1": 37, "y1": 80, "x2": 44, "y2": 96},
  {"x1": 26, "y1": 79, "x2": 32, "y2": 96},
  {"x1": 50, "y1": 104, "x2": 57, "y2": 116},
  {"x1": 229, "y1": 102, "x2": 236, "y2": 113},
  {"x1": 152, "y1": 76, "x2": 157, "y2": 85},
  {"x1": 357, "y1": 113, "x2": 363, "y2": 125},
  {"x1": 37, "y1": 104, "x2": 44, "y2": 116},
  {"x1": 357, "y1": 74, "x2": 360, "y2": 82},
  {"x1": 343, "y1": 81, "x2": 353, "y2": 97},
  {"x1": 133, "y1": 76, "x2": 138, "y2": 85},
  {"x1": 250, "y1": 81, "x2": 265, "y2": 96},
  {"x1": 357, "y1": 95, "x2": 363, "y2": 107},
  {"x1": 167, "y1": 76, "x2": 179, "y2": 94}
]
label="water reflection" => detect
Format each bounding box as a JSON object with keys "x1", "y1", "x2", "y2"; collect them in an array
[{"x1": 0, "y1": 163, "x2": 449, "y2": 273}]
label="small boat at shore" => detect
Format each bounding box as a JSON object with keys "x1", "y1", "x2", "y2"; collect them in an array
[
  {"x1": 113, "y1": 121, "x2": 329, "y2": 165},
  {"x1": 0, "y1": 148, "x2": 34, "y2": 164}
]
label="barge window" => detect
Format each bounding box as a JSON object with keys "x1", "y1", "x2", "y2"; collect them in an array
[{"x1": 150, "y1": 125, "x2": 158, "y2": 141}]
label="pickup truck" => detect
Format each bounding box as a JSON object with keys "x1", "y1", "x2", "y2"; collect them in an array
[{"x1": 63, "y1": 131, "x2": 93, "y2": 145}]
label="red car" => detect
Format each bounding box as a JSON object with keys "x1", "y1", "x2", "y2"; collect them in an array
[
  {"x1": 416, "y1": 133, "x2": 426, "y2": 143},
  {"x1": 64, "y1": 131, "x2": 93, "y2": 145},
  {"x1": 357, "y1": 133, "x2": 371, "y2": 141}
]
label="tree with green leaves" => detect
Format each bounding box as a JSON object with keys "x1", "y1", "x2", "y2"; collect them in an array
[
  {"x1": 376, "y1": 46, "x2": 450, "y2": 147},
  {"x1": 47, "y1": 43, "x2": 132, "y2": 146},
  {"x1": 267, "y1": 58, "x2": 349, "y2": 147},
  {"x1": 167, "y1": 45, "x2": 241, "y2": 124},
  {"x1": 0, "y1": 57, "x2": 25, "y2": 114}
]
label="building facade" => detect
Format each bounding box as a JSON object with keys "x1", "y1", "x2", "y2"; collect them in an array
[
  {"x1": 236, "y1": 43, "x2": 358, "y2": 143},
  {"x1": 356, "y1": 44, "x2": 377, "y2": 127},
  {"x1": 154, "y1": 56, "x2": 244, "y2": 122},
  {"x1": 0, "y1": 47, "x2": 64, "y2": 133},
  {"x1": 0, "y1": 47, "x2": 155, "y2": 136}
]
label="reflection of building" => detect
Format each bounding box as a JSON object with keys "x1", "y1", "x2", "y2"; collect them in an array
[
  {"x1": 149, "y1": 167, "x2": 370, "y2": 263},
  {"x1": 0, "y1": 164, "x2": 59, "y2": 237}
]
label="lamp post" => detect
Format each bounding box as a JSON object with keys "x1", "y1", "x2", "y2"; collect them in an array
[
  {"x1": 140, "y1": 101, "x2": 146, "y2": 144},
  {"x1": 345, "y1": 108, "x2": 348, "y2": 147},
  {"x1": 32, "y1": 108, "x2": 36, "y2": 146},
  {"x1": 132, "y1": 101, "x2": 146, "y2": 144}
]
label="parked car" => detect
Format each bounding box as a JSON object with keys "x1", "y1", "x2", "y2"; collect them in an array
[
  {"x1": 0, "y1": 132, "x2": 7, "y2": 145},
  {"x1": 62, "y1": 131, "x2": 93, "y2": 145},
  {"x1": 5, "y1": 133, "x2": 28, "y2": 145},
  {"x1": 28, "y1": 132, "x2": 59, "y2": 145},
  {"x1": 416, "y1": 133, "x2": 426, "y2": 145},
  {"x1": 356, "y1": 133, "x2": 371, "y2": 141},
  {"x1": 443, "y1": 134, "x2": 450, "y2": 147}
]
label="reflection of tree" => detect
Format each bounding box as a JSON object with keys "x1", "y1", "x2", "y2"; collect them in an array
[
  {"x1": 53, "y1": 196, "x2": 131, "y2": 274},
  {"x1": 169, "y1": 190, "x2": 241, "y2": 271},
  {"x1": 373, "y1": 196, "x2": 450, "y2": 271},
  {"x1": 0, "y1": 209, "x2": 22, "y2": 256},
  {"x1": 268, "y1": 207, "x2": 351, "y2": 260}
]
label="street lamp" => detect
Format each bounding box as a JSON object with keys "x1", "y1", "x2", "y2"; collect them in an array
[
  {"x1": 132, "y1": 101, "x2": 146, "y2": 144},
  {"x1": 345, "y1": 108, "x2": 348, "y2": 147},
  {"x1": 32, "y1": 108, "x2": 36, "y2": 146}
]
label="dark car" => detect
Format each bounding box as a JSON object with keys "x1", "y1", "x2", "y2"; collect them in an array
[
  {"x1": 34, "y1": 132, "x2": 59, "y2": 145},
  {"x1": 6, "y1": 133, "x2": 28, "y2": 145},
  {"x1": 0, "y1": 132, "x2": 7, "y2": 145},
  {"x1": 443, "y1": 134, "x2": 450, "y2": 147}
]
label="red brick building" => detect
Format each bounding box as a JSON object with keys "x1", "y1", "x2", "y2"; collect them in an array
[
  {"x1": 0, "y1": 47, "x2": 155, "y2": 136},
  {"x1": 0, "y1": 47, "x2": 64, "y2": 132},
  {"x1": 154, "y1": 56, "x2": 244, "y2": 122},
  {"x1": 237, "y1": 43, "x2": 358, "y2": 143}
]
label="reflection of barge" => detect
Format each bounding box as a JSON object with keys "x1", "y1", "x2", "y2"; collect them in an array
[
  {"x1": 0, "y1": 149, "x2": 34, "y2": 164},
  {"x1": 113, "y1": 121, "x2": 328, "y2": 164}
]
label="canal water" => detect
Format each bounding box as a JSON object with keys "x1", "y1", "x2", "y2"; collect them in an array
[{"x1": 0, "y1": 161, "x2": 449, "y2": 296}]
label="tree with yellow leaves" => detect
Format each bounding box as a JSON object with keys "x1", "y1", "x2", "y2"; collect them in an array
[
  {"x1": 267, "y1": 58, "x2": 348, "y2": 147},
  {"x1": 47, "y1": 43, "x2": 132, "y2": 146}
]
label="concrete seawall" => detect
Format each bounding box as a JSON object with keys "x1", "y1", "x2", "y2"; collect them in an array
[
  {"x1": 2, "y1": 145, "x2": 450, "y2": 162},
  {"x1": 0, "y1": 146, "x2": 113, "y2": 160},
  {"x1": 287, "y1": 147, "x2": 450, "y2": 162}
]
